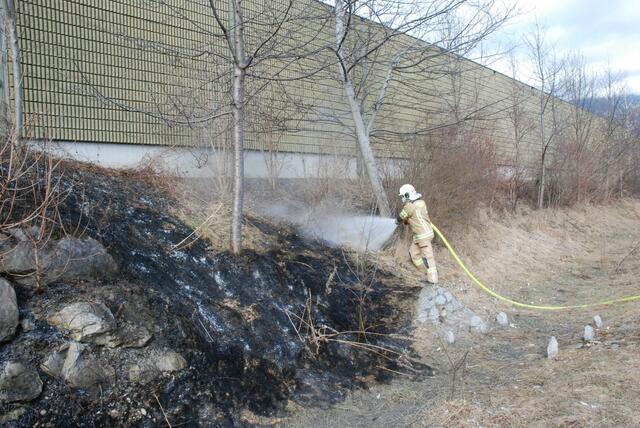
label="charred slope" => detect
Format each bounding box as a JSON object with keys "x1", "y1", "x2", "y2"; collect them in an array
[{"x1": 4, "y1": 166, "x2": 424, "y2": 426}]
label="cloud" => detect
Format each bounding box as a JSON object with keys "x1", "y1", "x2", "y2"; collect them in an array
[{"x1": 486, "y1": 0, "x2": 640, "y2": 93}]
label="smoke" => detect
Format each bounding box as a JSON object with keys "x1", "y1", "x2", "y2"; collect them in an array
[
  {"x1": 259, "y1": 201, "x2": 397, "y2": 252},
  {"x1": 311, "y1": 216, "x2": 397, "y2": 251}
]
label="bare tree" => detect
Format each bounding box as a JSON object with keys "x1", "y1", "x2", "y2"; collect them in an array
[
  {"x1": 207, "y1": 0, "x2": 249, "y2": 254},
  {"x1": 597, "y1": 69, "x2": 638, "y2": 198},
  {"x1": 559, "y1": 52, "x2": 597, "y2": 203},
  {"x1": 525, "y1": 22, "x2": 565, "y2": 209},
  {"x1": 80, "y1": 0, "x2": 318, "y2": 254},
  {"x1": 2, "y1": 0, "x2": 23, "y2": 137},
  {"x1": 330, "y1": 0, "x2": 513, "y2": 216},
  {"x1": 505, "y1": 52, "x2": 535, "y2": 210}
]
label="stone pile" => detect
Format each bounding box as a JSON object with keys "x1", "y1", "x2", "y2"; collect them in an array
[{"x1": 415, "y1": 285, "x2": 489, "y2": 335}]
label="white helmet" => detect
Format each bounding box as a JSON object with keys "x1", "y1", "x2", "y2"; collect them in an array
[{"x1": 398, "y1": 184, "x2": 422, "y2": 202}]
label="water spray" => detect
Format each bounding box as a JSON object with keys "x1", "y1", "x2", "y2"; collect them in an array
[{"x1": 311, "y1": 216, "x2": 397, "y2": 252}]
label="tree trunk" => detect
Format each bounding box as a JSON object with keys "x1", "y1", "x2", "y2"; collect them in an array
[
  {"x1": 537, "y1": 156, "x2": 546, "y2": 209},
  {"x1": 537, "y1": 92, "x2": 546, "y2": 210},
  {"x1": 343, "y1": 80, "x2": 391, "y2": 217},
  {"x1": 230, "y1": 0, "x2": 246, "y2": 254},
  {"x1": 0, "y1": 0, "x2": 8, "y2": 126},
  {"x1": 3, "y1": 0, "x2": 23, "y2": 138},
  {"x1": 334, "y1": 1, "x2": 391, "y2": 217}
]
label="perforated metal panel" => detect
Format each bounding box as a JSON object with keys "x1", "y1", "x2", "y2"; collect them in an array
[{"x1": 10, "y1": 0, "x2": 590, "y2": 165}]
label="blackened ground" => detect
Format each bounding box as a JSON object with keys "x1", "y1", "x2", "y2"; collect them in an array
[{"x1": 1, "y1": 164, "x2": 426, "y2": 427}]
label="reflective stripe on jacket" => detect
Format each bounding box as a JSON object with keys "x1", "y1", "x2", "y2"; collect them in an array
[{"x1": 398, "y1": 199, "x2": 434, "y2": 242}]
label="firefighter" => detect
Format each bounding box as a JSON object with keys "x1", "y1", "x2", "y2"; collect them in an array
[{"x1": 396, "y1": 184, "x2": 438, "y2": 283}]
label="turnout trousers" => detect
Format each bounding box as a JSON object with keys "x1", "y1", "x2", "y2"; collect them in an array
[{"x1": 409, "y1": 237, "x2": 438, "y2": 283}]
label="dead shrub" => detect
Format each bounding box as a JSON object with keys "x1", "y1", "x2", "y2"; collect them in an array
[
  {"x1": 387, "y1": 127, "x2": 502, "y2": 230},
  {"x1": 544, "y1": 134, "x2": 637, "y2": 207},
  {"x1": 0, "y1": 133, "x2": 68, "y2": 289}
]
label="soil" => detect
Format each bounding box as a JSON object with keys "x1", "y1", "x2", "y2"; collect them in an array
[
  {"x1": 2, "y1": 163, "x2": 639, "y2": 427},
  {"x1": 0, "y1": 165, "x2": 428, "y2": 427}
]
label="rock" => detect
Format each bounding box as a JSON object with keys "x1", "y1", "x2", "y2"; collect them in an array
[
  {"x1": 61, "y1": 342, "x2": 114, "y2": 389},
  {"x1": 20, "y1": 317, "x2": 36, "y2": 332},
  {"x1": 584, "y1": 325, "x2": 595, "y2": 342},
  {"x1": 434, "y1": 294, "x2": 446, "y2": 305},
  {"x1": 0, "y1": 238, "x2": 35, "y2": 273},
  {"x1": 115, "y1": 323, "x2": 153, "y2": 348},
  {"x1": 42, "y1": 342, "x2": 114, "y2": 389},
  {"x1": 447, "y1": 299, "x2": 464, "y2": 311},
  {"x1": 428, "y1": 307, "x2": 439, "y2": 323},
  {"x1": 128, "y1": 362, "x2": 157, "y2": 385},
  {"x1": 547, "y1": 336, "x2": 558, "y2": 359},
  {"x1": 0, "y1": 231, "x2": 118, "y2": 286},
  {"x1": 129, "y1": 349, "x2": 187, "y2": 384},
  {"x1": 155, "y1": 350, "x2": 188, "y2": 372},
  {"x1": 44, "y1": 236, "x2": 118, "y2": 283},
  {"x1": 0, "y1": 406, "x2": 27, "y2": 423},
  {"x1": 48, "y1": 300, "x2": 153, "y2": 348},
  {"x1": 496, "y1": 312, "x2": 509, "y2": 326},
  {"x1": 0, "y1": 279, "x2": 19, "y2": 342},
  {"x1": 6, "y1": 227, "x2": 39, "y2": 242},
  {"x1": 418, "y1": 299, "x2": 434, "y2": 313},
  {"x1": 445, "y1": 330, "x2": 455, "y2": 344},
  {"x1": 0, "y1": 362, "x2": 43, "y2": 403},
  {"x1": 41, "y1": 345, "x2": 69, "y2": 378},
  {"x1": 468, "y1": 315, "x2": 488, "y2": 334},
  {"x1": 48, "y1": 302, "x2": 117, "y2": 344},
  {"x1": 593, "y1": 315, "x2": 603, "y2": 328}
]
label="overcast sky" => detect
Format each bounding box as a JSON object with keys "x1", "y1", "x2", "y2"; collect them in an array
[{"x1": 484, "y1": 0, "x2": 640, "y2": 94}]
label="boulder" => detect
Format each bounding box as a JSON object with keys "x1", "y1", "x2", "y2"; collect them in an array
[
  {"x1": 0, "y1": 362, "x2": 43, "y2": 403},
  {"x1": 48, "y1": 301, "x2": 153, "y2": 348},
  {"x1": 48, "y1": 302, "x2": 117, "y2": 343},
  {"x1": 41, "y1": 342, "x2": 114, "y2": 389},
  {"x1": 0, "y1": 279, "x2": 19, "y2": 342},
  {"x1": 43, "y1": 236, "x2": 118, "y2": 283},
  {"x1": 62, "y1": 342, "x2": 115, "y2": 388},
  {"x1": 40, "y1": 344, "x2": 69, "y2": 378},
  {"x1": 0, "y1": 229, "x2": 118, "y2": 286}
]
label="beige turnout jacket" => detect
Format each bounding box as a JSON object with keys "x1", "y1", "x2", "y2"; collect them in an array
[{"x1": 398, "y1": 199, "x2": 434, "y2": 242}]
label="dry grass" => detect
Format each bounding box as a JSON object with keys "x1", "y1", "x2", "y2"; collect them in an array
[
  {"x1": 282, "y1": 199, "x2": 640, "y2": 428},
  {"x1": 169, "y1": 179, "x2": 275, "y2": 253}
]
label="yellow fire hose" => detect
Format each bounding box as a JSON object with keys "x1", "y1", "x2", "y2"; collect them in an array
[{"x1": 430, "y1": 223, "x2": 640, "y2": 310}]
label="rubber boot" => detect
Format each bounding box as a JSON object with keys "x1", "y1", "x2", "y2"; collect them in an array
[{"x1": 427, "y1": 268, "x2": 438, "y2": 284}]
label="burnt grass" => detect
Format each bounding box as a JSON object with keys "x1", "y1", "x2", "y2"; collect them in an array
[{"x1": 1, "y1": 164, "x2": 426, "y2": 427}]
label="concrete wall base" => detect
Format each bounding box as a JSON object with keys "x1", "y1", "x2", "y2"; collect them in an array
[{"x1": 47, "y1": 141, "x2": 374, "y2": 179}]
